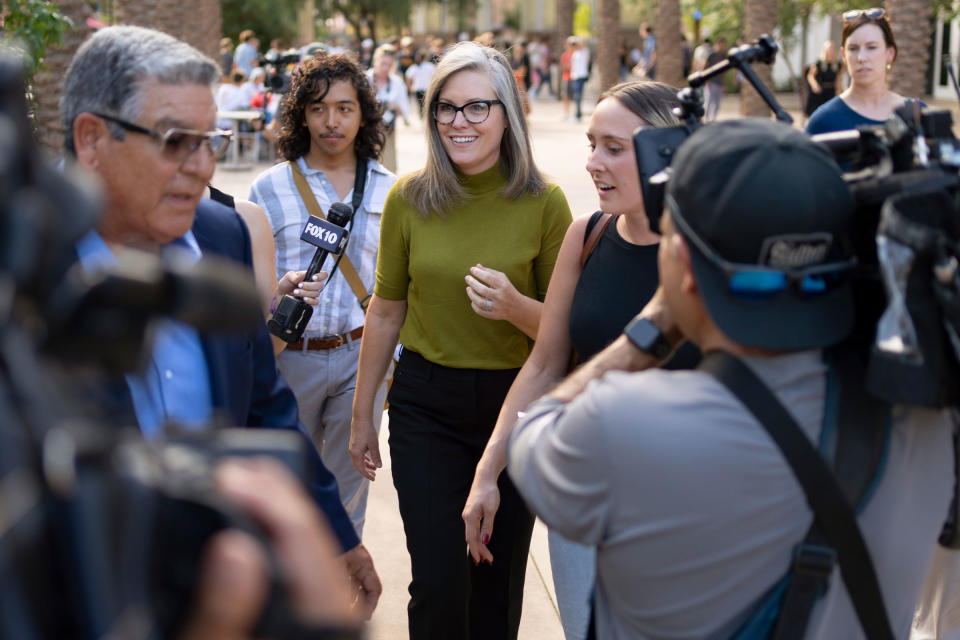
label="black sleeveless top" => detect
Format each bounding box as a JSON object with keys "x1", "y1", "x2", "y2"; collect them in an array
[
  {"x1": 805, "y1": 61, "x2": 841, "y2": 117},
  {"x1": 569, "y1": 213, "x2": 700, "y2": 368}
]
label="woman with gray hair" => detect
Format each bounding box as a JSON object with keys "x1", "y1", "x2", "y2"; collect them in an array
[
  {"x1": 463, "y1": 80, "x2": 699, "y2": 640},
  {"x1": 350, "y1": 40, "x2": 572, "y2": 639}
]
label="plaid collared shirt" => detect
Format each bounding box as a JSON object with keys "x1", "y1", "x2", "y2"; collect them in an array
[{"x1": 249, "y1": 156, "x2": 396, "y2": 337}]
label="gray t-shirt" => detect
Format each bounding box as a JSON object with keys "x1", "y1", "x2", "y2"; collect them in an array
[{"x1": 508, "y1": 350, "x2": 953, "y2": 639}]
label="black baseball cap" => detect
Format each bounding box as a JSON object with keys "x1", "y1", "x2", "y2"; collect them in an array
[{"x1": 665, "y1": 119, "x2": 855, "y2": 350}]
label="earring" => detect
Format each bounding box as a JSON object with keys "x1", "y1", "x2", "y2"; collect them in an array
[{"x1": 886, "y1": 63, "x2": 892, "y2": 70}]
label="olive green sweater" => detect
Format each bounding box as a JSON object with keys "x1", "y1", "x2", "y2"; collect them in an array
[{"x1": 375, "y1": 164, "x2": 572, "y2": 369}]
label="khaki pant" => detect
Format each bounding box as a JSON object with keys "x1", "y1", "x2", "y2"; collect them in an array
[{"x1": 277, "y1": 337, "x2": 392, "y2": 539}]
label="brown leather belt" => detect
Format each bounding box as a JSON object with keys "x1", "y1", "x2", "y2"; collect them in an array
[{"x1": 290, "y1": 326, "x2": 364, "y2": 351}]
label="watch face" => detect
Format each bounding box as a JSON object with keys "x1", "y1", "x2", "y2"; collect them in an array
[
  {"x1": 629, "y1": 318, "x2": 660, "y2": 347},
  {"x1": 626, "y1": 316, "x2": 670, "y2": 358}
]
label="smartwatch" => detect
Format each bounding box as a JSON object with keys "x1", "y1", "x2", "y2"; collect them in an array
[{"x1": 623, "y1": 316, "x2": 672, "y2": 360}]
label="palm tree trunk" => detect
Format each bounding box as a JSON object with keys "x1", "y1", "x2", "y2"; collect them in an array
[
  {"x1": 556, "y1": 0, "x2": 574, "y2": 60},
  {"x1": 886, "y1": 0, "x2": 933, "y2": 99},
  {"x1": 741, "y1": 0, "x2": 778, "y2": 116},
  {"x1": 656, "y1": 0, "x2": 683, "y2": 89},
  {"x1": 185, "y1": 0, "x2": 222, "y2": 60},
  {"x1": 32, "y1": 0, "x2": 93, "y2": 153},
  {"x1": 596, "y1": 0, "x2": 620, "y2": 93},
  {"x1": 33, "y1": 0, "x2": 223, "y2": 153},
  {"x1": 116, "y1": 0, "x2": 221, "y2": 59}
]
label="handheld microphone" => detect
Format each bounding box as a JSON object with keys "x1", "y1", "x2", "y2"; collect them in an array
[{"x1": 268, "y1": 202, "x2": 354, "y2": 343}]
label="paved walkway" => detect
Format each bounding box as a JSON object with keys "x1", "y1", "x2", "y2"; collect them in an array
[{"x1": 212, "y1": 87, "x2": 960, "y2": 640}]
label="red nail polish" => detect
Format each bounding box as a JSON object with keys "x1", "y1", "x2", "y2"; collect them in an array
[{"x1": 481, "y1": 533, "x2": 489, "y2": 545}]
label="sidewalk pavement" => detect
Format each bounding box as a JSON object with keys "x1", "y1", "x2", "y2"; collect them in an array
[{"x1": 212, "y1": 87, "x2": 960, "y2": 640}]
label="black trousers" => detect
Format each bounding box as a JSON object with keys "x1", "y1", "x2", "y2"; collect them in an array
[{"x1": 387, "y1": 349, "x2": 535, "y2": 640}]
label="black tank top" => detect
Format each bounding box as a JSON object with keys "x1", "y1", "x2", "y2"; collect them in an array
[{"x1": 569, "y1": 213, "x2": 700, "y2": 368}]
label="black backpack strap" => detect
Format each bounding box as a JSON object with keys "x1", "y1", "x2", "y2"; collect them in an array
[
  {"x1": 698, "y1": 351, "x2": 894, "y2": 640},
  {"x1": 352, "y1": 154, "x2": 368, "y2": 215},
  {"x1": 770, "y1": 526, "x2": 834, "y2": 640}
]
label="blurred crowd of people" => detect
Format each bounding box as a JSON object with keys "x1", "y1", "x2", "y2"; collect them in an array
[{"x1": 210, "y1": 24, "x2": 660, "y2": 141}]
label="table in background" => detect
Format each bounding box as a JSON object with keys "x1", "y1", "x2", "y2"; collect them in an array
[{"x1": 218, "y1": 110, "x2": 261, "y2": 170}]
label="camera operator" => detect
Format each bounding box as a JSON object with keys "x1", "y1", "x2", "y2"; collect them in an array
[
  {"x1": 61, "y1": 25, "x2": 380, "y2": 617},
  {"x1": 507, "y1": 119, "x2": 954, "y2": 638}
]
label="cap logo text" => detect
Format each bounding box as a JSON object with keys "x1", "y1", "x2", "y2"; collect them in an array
[{"x1": 760, "y1": 233, "x2": 833, "y2": 268}]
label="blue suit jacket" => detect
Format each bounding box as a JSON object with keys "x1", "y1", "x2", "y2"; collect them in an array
[{"x1": 187, "y1": 199, "x2": 359, "y2": 550}]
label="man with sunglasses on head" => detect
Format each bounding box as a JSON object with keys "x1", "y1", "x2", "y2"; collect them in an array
[
  {"x1": 61, "y1": 25, "x2": 381, "y2": 626},
  {"x1": 507, "y1": 119, "x2": 953, "y2": 639}
]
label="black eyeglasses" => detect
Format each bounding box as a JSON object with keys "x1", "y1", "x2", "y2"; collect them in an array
[
  {"x1": 93, "y1": 112, "x2": 233, "y2": 163},
  {"x1": 666, "y1": 195, "x2": 856, "y2": 299},
  {"x1": 432, "y1": 99, "x2": 503, "y2": 125},
  {"x1": 842, "y1": 7, "x2": 886, "y2": 23}
]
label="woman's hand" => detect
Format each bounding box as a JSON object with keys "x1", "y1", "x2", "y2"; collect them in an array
[
  {"x1": 276, "y1": 270, "x2": 326, "y2": 307},
  {"x1": 349, "y1": 416, "x2": 382, "y2": 481},
  {"x1": 466, "y1": 264, "x2": 543, "y2": 338},
  {"x1": 465, "y1": 264, "x2": 521, "y2": 322},
  {"x1": 462, "y1": 470, "x2": 500, "y2": 565}
]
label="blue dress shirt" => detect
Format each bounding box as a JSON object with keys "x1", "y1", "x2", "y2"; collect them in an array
[{"x1": 76, "y1": 230, "x2": 213, "y2": 437}]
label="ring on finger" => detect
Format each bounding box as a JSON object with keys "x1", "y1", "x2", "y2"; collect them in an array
[{"x1": 484, "y1": 298, "x2": 492, "y2": 312}]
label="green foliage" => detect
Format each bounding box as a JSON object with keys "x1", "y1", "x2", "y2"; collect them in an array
[
  {"x1": 0, "y1": 0, "x2": 73, "y2": 78},
  {"x1": 574, "y1": 1, "x2": 592, "y2": 36},
  {"x1": 221, "y1": 0, "x2": 301, "y2": 47},
  {"x1": 777, "y1": 0, "x2": 817, "y2": 51},
  {"x1": 313, "y1": 0, "x2": 414, "y2": 43},
  {"x1": 503, "y1": 6, "x2": 521, "y2": 30},
  {"x1": 377, "y1": 0, "x2": 414, "y2": 33},
  {"x1": 681, "y1": 0, "x2": 742, "y2": 44},
  {"x1": 932, "y1": 0, "x2": 959, "y2": 22},
  {"x1": 622, "y1": 0, "x2": 655, "y2": 25}
]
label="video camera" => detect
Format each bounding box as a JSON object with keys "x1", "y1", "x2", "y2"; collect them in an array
[
  {"x1": 260, "y1": 49, "x2": 301, "y2": 94},
  {"x1": 0, "y1": 54, "x2": 342, "y2": 638},
  {"x1": 631, "y1": 34, "x2": 960, "y2": 411}
]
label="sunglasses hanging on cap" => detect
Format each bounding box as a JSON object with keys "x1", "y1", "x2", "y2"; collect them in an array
[{"x1": 666, "y1": 195, "x2": 857, "y2": 300}]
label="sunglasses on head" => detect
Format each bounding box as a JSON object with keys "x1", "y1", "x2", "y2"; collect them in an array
[
  {"x1": 666, "y1": 195, "x2": 855, "y2": 300},
  {"x1": 93, "y1": 112, "x2": 233, "y2": 164},
  {"x1": 842, "y1": 7, "x2": 886, "y2": 23}
]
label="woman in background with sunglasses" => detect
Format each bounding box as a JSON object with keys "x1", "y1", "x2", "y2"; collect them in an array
[
  {"x1": 806, "y1": 8, "x2": 907, "y2": 135},
  {"x1": 350, "y1": 41, "x2": 571, "y2": 639}
]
